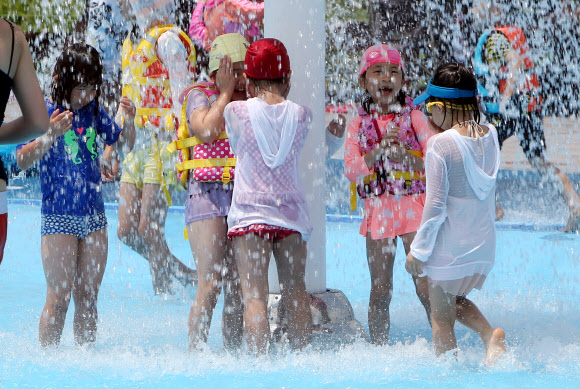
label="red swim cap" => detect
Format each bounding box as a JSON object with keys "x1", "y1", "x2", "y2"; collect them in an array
[{"x1": 245, "y1": 38, "x2": 291, "y2": 80}]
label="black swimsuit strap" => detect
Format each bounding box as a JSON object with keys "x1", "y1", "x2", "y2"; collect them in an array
[{"x1": 6, "y1": 19, "x2": 15, "y2": 75}]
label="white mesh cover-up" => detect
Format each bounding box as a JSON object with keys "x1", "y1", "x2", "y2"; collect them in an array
[
  {"x1": 410, "y1": 124, "x2": 501, "y2": 296},
  {"x1": 224, "y1": 98, "x2": 313, "y2": 241}
]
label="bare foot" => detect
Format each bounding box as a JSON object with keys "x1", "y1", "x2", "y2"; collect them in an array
[
  {"x1": 486, "y1": 328, "x2": 506, "y2": 365},
  {"x1": 495, "y1": 205, "x2": 505, "y2": 221},
  {"x1": 561, "y1": 213, "x2": 580, "y2": 233}
]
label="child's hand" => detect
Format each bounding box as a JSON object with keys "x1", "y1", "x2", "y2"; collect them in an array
[
  {"x1": 405, "y1": 252, "x2": 423, "y2": 276},
  {"x1": 383, "y1": 143, "x2": 406, "y2": 163},
  {"x1": 381, "y1": 125, "x2": 402, "y2": 145},
  {"x1": 100, "y1": 146, "x2": 120, "y2": 182},
  {"x1": 215, "y1": 55, "x2": 236, "y2": 96},
  {"x1": 120, "y1": 96, "x2": 136, "y2": 120},
  {"x1": 380, "y1": 133, "x2": 405, "y2": 163},
  {"x1": 386, "y1": 125, "x2": 402, "y2": 138},
  {"x1": 328, "y1": 114, "x2": 346, "y2": 138},
  {"x1": 49, "y1": 108, "x2": 73, "y2": 138}
]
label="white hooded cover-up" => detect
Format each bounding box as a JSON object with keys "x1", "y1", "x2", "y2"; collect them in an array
[
  {"x1": 224, "y1": 98, "x2": 313, "y2": 241},
  {"x1": 410, "y1": 124, "x2": 501, "y2": 296}
]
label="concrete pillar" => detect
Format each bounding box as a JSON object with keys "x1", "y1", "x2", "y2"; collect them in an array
[{"x1": 265, "y1": 0, "x2": 327, "y2": 294}]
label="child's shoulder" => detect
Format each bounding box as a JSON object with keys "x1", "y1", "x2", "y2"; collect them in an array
[
  {"x1": 224, "y1": 100, "x2": 248, "y2": 122},
  {"x1": 225, "y1": 99, "x2": 247, "y2": 113},
  {"x1": 284, "y1": 100, "x2": 312, "y2": 123},
  {"x1": 427, "y1": 131, "x2": 456, "y2": 153},
  {"x1": 409, "y1": 107, "x2": 428, "y2": 122},
  {"x1": 409, "y1": 108, "x2": 430, "y2": 133}
]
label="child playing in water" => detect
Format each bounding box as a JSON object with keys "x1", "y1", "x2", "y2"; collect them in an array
[
  {"x1": 114, "y1": 0, "x2": 198, "y2": 295},
  {"x1": 189, "y1": 0, "x2": 264, "y2": 53},
  {"x1": 170, "y1": 33, "x2": 249, "y2": 351},
  {"x1": 473, "y1": 1, "x2": 580, "y2": 231},
  {"x1": 344, "y1": 44, "x2": 433, "y2": 345},
  {"x1": 224, "y1": 38, "x2": 313, "y2": 354},
  {"x1": 16, "y1": 43, "x2": 135, "y2": 347},
  {"x1": 406, "y1": 63, "x2": 506, "y2": 363}
]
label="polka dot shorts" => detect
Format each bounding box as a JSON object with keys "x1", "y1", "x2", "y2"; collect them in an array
[{"x1": 41, "y1": 212, "x2": 107, "y2": 239}]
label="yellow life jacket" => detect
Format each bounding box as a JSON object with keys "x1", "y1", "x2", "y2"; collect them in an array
[
  {"x1": 167, "y1": 82, "x2": 236, "y2": 190},
  {"x1": 121, "y1": 24, "x2": 196, "y2": 132}
]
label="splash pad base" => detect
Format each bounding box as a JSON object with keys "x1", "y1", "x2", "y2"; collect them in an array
[{"x1": 268, "y1": 289, "x2": 365, "y2": 348}]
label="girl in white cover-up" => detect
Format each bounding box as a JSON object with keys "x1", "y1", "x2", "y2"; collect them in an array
[
  {"x1": 406, "y1": 63, "x2": 506, "y2": 363},
  {"x1": 224, "y1": 38, "x2": 313, "y2": 354}
]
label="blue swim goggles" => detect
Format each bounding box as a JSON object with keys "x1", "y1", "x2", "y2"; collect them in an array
[{"x1": 413, "y1": 78, "x2": 478, "y2": 106}]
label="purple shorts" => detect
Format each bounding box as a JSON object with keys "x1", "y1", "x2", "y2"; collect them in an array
[{"x1": 185, "y1": 181, "x2": 233, "y2": 224}]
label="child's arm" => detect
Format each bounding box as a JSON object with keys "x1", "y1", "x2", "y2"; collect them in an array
[
  {"x1": 117, "y1": 96, "x2": 136, "y2": 151},
  {"x1": 157, "y1": 30, "x2": 194, "y2": 127},
  {"x1": 499, "y1": 49, "x2": 522, "y2": 112},
  {"x1": 188, "y1": 56, "x2": 236, "y2": 144},
  {"x1": 406, "y1": 144, "x2": 447, "y2": 277},
  {"x1": 101, "y1": 97, "x2": 135, "y2": 180},
  {"x1": 344, "y1": 117, "x2": 374, "y2": 182},
  {"x1": 407, "y1": 139, "x2": 448, "y2": 264},
  {"x1": 16, "y1": 108, "x2": 71, "y2": 171},
  {"x1": 326, "y1": 114, "x2": 346, "y2": 157}
]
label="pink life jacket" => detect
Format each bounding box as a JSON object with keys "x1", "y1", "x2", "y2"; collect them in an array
[
  {"x1": 167, "y1": 82, "x2": 236, "y2": 189},
  {"x1": 355, "y1": 97, "x2": 426, "y2": 201}
]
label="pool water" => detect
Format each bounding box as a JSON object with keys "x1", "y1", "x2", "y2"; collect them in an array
[{"x1": 1, "y1": 202, "x2": 579, "y2": 388}]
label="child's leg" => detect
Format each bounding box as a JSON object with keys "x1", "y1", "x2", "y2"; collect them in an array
[
  {"x1": 401, "y1": 232, "x2": 431, "y2": 322},
  {"x1": 117, "y1": 182, "x2": 147, "y2": 257},
  {"x1": 273, "y1": 234, "x2": 312, "y2": 350},
  {"x1": 366, "y1": 235, "x2": 396, "y2": 345},
  {"x1": 39, "y1": 234, "x2": 79, "y2": 347},
  {"x1": 234, "y1": 233, "x2": 272, "y2": 354},
  {"x1": 140, "y1": 183, "x2": 172, "y2": 292},
  {"x1": 141, "y1": 183, "x2": 198, "y2": 292},
  {"x1": 519, "y1": 111, "x2": 580, "y2": 231},
  {"x1": 0, "y1": 212, "x2": 7, "y2": 265},
  {"x1": 187, "y1": 217, "x2": 227, "y2": 349},
  {"x1": 0, "y1": 187, "x2": 7, "y2": 265},
  {"x1": 118, "y1": 182, "x2": 196, "y2": 293},
  {"x1": 455, "y1": 296, "x2": 506, "y2": 363},
  {"x1": 222, "y1": 238, "x2": 243, "y2": 351},
  {"x1": 530, "y1": 157, "x2": 580, "y2": 231},
  {"x1": 429, "y1": 282, "x2": 457, "y2": 356},
  {"x1": 72, "y1": 228, "x2": 108, "y2": 345}
]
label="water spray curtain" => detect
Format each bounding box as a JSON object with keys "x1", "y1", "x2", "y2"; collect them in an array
[{"x1": 0, "y1": 0, "x2": 84, "y2": 33}]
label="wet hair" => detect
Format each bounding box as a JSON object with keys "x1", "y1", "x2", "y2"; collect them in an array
[
  {"x1": 51, "y1": 43, "x2": 103, "y2": 118},
  {"x1": 247, "y1": 76, "x2": 288, "y2": 98},
  {"x1": 427, "y1": 62, "x2": 481, "y2": 125},
  {"x1": 360, "y1": 70, "x2": 407, "y2": 115},
  {"x1": 248, "y1": 76, "x2": 286, "y2": 90}
]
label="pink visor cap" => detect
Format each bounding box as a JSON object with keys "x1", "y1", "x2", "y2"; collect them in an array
[{"x1": 359, "y1": 44, "x2": 405, "y2": 76}]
